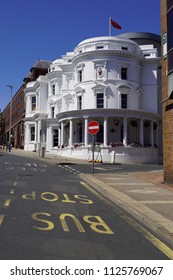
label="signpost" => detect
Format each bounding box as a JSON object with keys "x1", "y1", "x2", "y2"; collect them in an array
[{"x1": 88, "y1": 120, "x2": 100, "y2": 174}]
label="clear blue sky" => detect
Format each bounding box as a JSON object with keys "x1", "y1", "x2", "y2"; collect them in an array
[{"x1": 0, "y1": 0, "x2": 160, "y2": 111}]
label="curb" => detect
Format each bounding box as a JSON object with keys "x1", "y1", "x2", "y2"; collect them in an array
[{"x1": 79, "y1": 173, "x2": 173, "y2": 248}]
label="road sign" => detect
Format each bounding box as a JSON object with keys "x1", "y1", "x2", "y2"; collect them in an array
[{"x1": 88, "y1": 121, "x2": 100, "y2": 135}]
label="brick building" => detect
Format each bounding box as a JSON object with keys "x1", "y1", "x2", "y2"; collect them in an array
[
  {"x1": 1, "y1": 85, "x2": 25, "y2": 148},
  {"x1": 161, "y1": 0, "x2": 173, "y2": 184},
  {"x1": 1, "y1": 60, "x2": 51, "y2": 148}
]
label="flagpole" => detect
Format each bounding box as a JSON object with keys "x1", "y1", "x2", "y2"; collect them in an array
[{"x1": 109, "y1": 17, "x2": 111, "y2": 36}]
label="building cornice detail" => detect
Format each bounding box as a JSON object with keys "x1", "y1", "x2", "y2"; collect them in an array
[
  {"x1": 72, "y1": 50, "x2": 143, "y2": 65},
  {"x1": 56, "y1": 108, "x2": 160, "y2": 122}
]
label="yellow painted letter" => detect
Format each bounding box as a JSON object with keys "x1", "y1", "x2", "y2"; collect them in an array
[
  {"x1": 74, "y1": 195, "x2": 93, "y2": 204},
  {"x1": 61, "y1": 194, "x2": 76, "y2": 203},
  {"x1": 59, "y1": 214, "x2": 85, "y2": 233},
  {"x1": 22, "y1": 191, "x2": 36, "y2": 200},
  {"x1": 32, "y1": 212, "x2": 54, "y2": 231},
  {"x1": 0, "y1": 214, "x2": 5, "y2": 226},
  {"x1": 83, "y1": 215, "x2": 114, "y2": 234},
  {"x1": 41, "y1": 192, "x2": 58, "y2": 202}
]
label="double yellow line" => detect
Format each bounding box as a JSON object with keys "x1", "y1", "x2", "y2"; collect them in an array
[{"x1": 80, "y1": 181, "x2": 173, "y2": 260}]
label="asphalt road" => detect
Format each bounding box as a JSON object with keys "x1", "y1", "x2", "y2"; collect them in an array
[{"x1": 0, "y1": 152, "x2": 168, "y2": 259}]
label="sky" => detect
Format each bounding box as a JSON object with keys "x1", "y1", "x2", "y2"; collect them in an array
[{"x1": 0, "y1": 0, "x2": 160, "y2": 111}]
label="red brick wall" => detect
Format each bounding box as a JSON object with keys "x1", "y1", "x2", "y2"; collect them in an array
[{"x1": 161, "y1": 0, "x2": 173, "y2": 184}]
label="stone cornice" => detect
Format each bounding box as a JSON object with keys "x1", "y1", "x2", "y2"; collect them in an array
[
  {"x1": 56, "y1": 108, "x2": 161, "y2": 122},
  {"x1": 72, "y1": 49, "x2": 143, "y2": 65}
]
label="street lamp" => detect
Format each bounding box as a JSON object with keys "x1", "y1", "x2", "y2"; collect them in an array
[{"x1": 6, "y1": 84, "x2": 13, "y2": 151}]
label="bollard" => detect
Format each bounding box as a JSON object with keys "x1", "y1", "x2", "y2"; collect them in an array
[
  {"x1": 41, "y1": 146, "x2": 46, "y2": 158},
  {"x1": 111, "y1": 151, "x2": 115, "y2": 163}
]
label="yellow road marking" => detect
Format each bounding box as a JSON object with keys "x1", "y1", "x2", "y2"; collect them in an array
[
  {"x1": 13, "y1": 181, "x2": 17, "y2": 187},
  {"x1": 10, "y1": 188, "x2": 15, "y2": 194},
  {"x1": 80, "y1": 181, "x2": 173, "y2": 259},
  {"x1": 0, "y1": 214, "x2": 5, "y2": 226},
  {"x1": 122, "y1": 214, "x2": 173, "y2": 260},
  {"x1": 80, "y1": 181, "x2": 107, "y2": 202},
  {"x1": 4, "y1": 199, "x2": 11, "y2": 207}
]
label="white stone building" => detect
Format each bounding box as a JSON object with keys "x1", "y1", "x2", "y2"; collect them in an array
[{"x1": 24, "y1": 33, "x2": 162, "y2": 163}]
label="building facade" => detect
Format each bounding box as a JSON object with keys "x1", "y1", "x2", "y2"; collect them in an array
[
  {"x1": 161, "y1": 0, "x2": 173, "y2": 184},
  {"x1": 0, "y1": 60, "x2": 51, "y2": 149},
  {"x1": 24, "y1": 33, "x2": 162, "y2": 163},
  {"x1": 1, "y1": 85, "x2": 25, "y2": 148}
]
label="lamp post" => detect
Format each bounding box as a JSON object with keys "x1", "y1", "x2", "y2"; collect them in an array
[{"x1": 6, "y1": 85, "x2": 13, "y2": 151}]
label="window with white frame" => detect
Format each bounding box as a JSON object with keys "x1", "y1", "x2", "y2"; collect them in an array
[
  {"x1": 52, "y1": 84, "x2": 56, "y2": 95},
  {"x1": 97, "y1": 93, "x2": 104, "y2": 108},
  {"x1": 51, "y1": 107, "x2": 55, "y2": 118},
  {"x1": 121, "y1": 94, "x2": 127, "y2": 108},
  {"x1": 77, "y1": 96, "x2": 82, "y2": 110},
  {"x1": 78, "y1": 69, "x2": 83, "y2": 83},
  {"x1": 121, "y1": 67, "x2": 127, "y2": 80},
  {"x1": 53, "y1": 129, "x2": 58, "y2": 147},
  {"x1": 31, "y1": 96, "x2": 36, "y2": 111},
  {"x1": 30, "y1": 126, "x2": 35, "y2": 141}
]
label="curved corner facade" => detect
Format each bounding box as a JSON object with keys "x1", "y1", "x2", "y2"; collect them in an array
[{"x1": 24, "y1": 33, "x2": 162, "y2": 163}]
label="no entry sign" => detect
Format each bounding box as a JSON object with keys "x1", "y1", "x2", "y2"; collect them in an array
[{"x1": 88, "y1": 120, "x2": 100, "y2": 135}]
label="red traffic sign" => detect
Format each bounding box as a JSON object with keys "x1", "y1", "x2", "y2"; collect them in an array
[{"x1": 88, "y1": 120, "x2": 100, "y2": 135}]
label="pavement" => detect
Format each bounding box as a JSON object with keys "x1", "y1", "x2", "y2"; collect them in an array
[{"x1": 1, "y1": 148, "x2": 173, "y2": 249}]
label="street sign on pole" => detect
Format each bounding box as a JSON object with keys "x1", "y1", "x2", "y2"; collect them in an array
[
  {"x1": 88, "y1": 120, "x2": 100, "y2": 135},
  {"x1": 88, "y1": 120, "x2": 100, "y2": 174}
]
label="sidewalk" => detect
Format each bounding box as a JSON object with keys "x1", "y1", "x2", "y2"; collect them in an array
[
  {"x1": 3, "y1": 148, "x2": 173, "y2": 248},
  {"x1": 80, "y1": 172, "x2": 173, "y2": 248}
]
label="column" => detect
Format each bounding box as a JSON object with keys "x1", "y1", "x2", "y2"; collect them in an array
[
  {"x1": 140, "y1": 119, "x2": 144, "y2": 146},
  {"x1": 156, "y1": 122, "x2": 159, "y2": 147},
  {"x1": 61, "y1": 122, "x2": 64, "y2": 147},
  {"x1": 104, "y1": 117, "x2": 108, "y2": 146},
  {"x1": 46, "y1": 127, "x2": 51, "y2": 150},
  {"x1": 25, "y1": 124, "x2": 29, "y2": 150},
  {"x1": 69, "y1": 120, "x2": 73, "y2": 146},
  {"x1": 150, "y1": 120, "x2": 154, "y2": 147},
  {"x1": 28, "y1": 96, "x2": 32, "y2": 112},
  {"x1": 37, "y1": 119, "x2": 41, "y2": 145},
  {"x1": 35, "y1": 122, "x2": 38, "y2": 151},
  {"x1": 123, "y1": 117, "x2": 128, "y2": 146},
  {"x1": 84, "y1": 118, "x2": 88, "y2": 146},
  {"x1": 58, "y1": 127, "x2": 61, "y2": 146}
]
